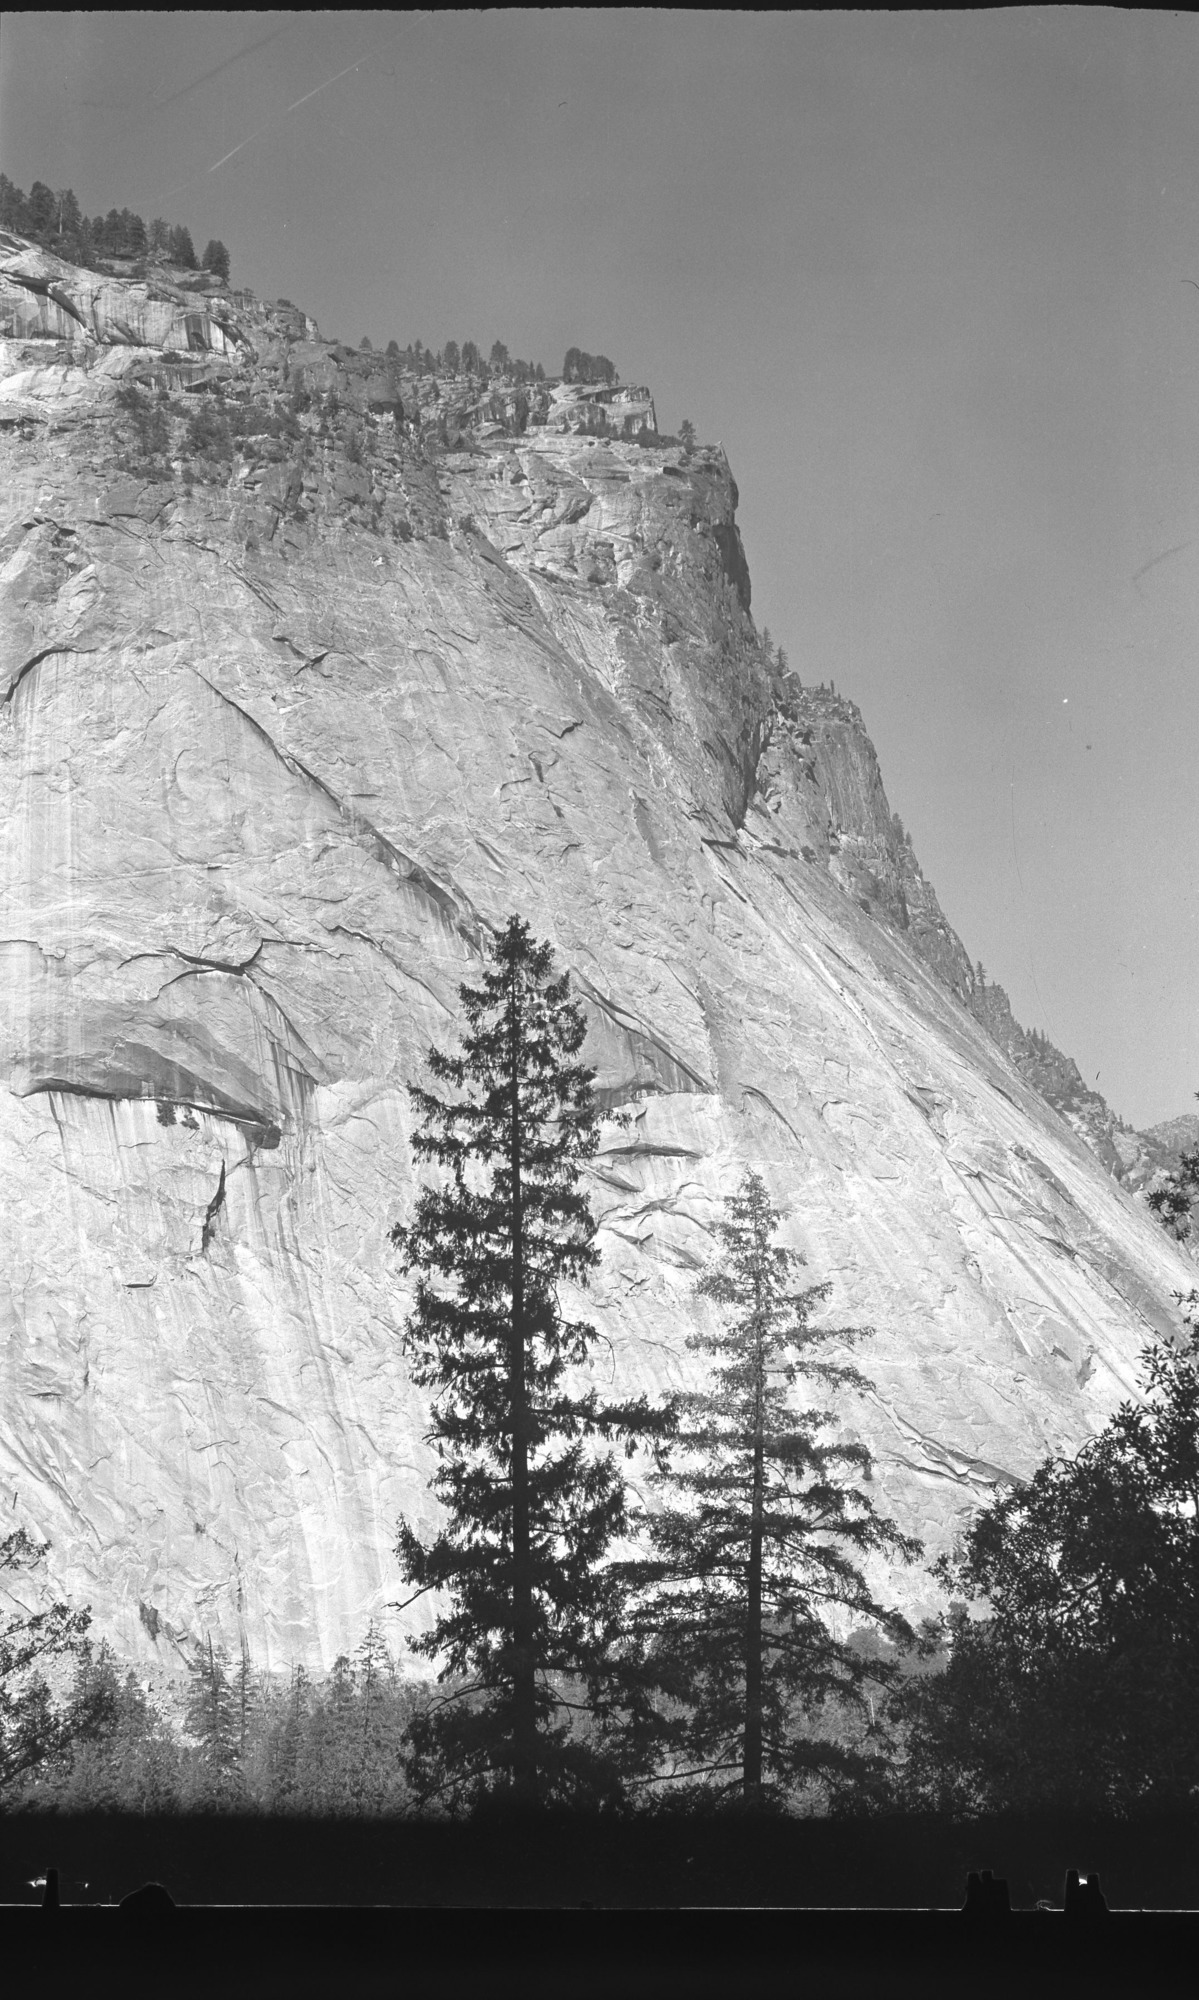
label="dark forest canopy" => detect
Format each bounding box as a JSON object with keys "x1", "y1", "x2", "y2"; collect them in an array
[{"x1": 0, "y1": 172, "x2": 229, "y2": 284}]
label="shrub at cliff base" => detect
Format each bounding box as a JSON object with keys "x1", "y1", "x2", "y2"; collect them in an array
[{"x1": 896, "y1": 1295, "x2": 1199, "y2": 1814}]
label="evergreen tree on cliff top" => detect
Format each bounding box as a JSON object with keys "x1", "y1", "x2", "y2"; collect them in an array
[
  {"x1": 391, "y1": 916, "x2": 671, "y2": 1808},
  {"x1": 202, "y1": 238, "x2": 231, "y2": 284},
  {"x1": 617, "y1": 1170, "x2": 921, "y2": 1810}
]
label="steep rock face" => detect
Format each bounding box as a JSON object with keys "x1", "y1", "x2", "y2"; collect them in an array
[
  {"x1": 757, "y1": 681, "x2": 977, "y2": 994},
  {"x1": 0, "y1": 233, "x2": 253, "y2": 402},
  {"x1": 1, "y1": 237, "x2": 1193, "y2": 1673},
  {"x1": 759, "y1": 679, "x2": 1159, "y2": 1185}
]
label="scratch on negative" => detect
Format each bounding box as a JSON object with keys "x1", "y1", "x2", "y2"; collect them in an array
[{"x1": 1131, "y1": 542, "x2": 1190, "y2": 595}]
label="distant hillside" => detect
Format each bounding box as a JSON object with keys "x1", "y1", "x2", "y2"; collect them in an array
[{"x1": 1138, "y1": 1112, "x2": 1199, "y2": 1174}]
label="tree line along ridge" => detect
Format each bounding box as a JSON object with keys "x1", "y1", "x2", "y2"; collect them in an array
[
  {"x1": 0, "y1": 176, "x2": 622, "y2": 396},
  {"x1": 0, "y1": 173, "x2": 229, "y2": 283},
  {"x1": 350, "y1": 339, "x2": 619, "y2": 390}
]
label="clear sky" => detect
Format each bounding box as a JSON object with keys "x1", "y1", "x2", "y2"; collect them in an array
[{"x1": 3, "y1": 9, "x2": 1197, "y2": 1127}]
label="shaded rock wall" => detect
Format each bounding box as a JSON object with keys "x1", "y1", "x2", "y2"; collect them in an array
[{"x1": 1, "y1": 236, "x2": 1193, "y2": 1673}]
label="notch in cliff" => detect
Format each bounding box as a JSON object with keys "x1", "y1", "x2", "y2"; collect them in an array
[{"x1": 200, "y1": 1160, "x2": 227, "y2": 1252}]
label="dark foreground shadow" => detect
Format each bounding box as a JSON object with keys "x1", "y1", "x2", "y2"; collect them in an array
[
  {"x1": 2, "y1": 1811, "x2": 1197, "y2": 1997},
  {"x1": 3, "y1": 1901, "x2": 1195, "y2": 2000},
  {"x1": 4, "y1": 1806, "x2": 1197, "y2": 1908}
]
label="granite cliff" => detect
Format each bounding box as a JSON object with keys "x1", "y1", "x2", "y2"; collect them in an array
[{"x1": 1, "y1": 232, "x2": 1193, "y2": 1672}]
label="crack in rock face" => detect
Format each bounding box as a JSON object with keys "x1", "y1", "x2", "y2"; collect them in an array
[{"x1": 0, "y1": 233, "x2": 1193, "y2": 1672}]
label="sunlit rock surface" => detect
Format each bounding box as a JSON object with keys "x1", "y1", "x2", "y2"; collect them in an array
[{"x1": 1, "y1": 236, "x2": 1193, "y2": 1672}]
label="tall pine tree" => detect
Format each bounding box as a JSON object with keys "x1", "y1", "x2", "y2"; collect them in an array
[
  {"x1": 391, "y1": 915, "x2": 669, "y2": 1807},
  {"x1": 618, "y1": 1169, "x2": 920, "y2": 1809},
  {"x1": 184, "y1": 1635, "x2": 240, "y2": 1798}
]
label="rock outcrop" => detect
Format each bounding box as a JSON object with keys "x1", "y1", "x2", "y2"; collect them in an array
[{"x1": 1, "y1": 234, "x2": 1193, "y2": 1673}]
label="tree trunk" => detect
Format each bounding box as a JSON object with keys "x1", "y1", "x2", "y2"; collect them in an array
[
  {"x1": 508, "y1": 966, "x2": 537, "y2": 1801},
  {"x1": 744, "y1": 1316, "x2": 765, "y2": 1806}
]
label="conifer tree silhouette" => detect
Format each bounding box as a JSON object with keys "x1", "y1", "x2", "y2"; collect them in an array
[
  {"x1": 391, "y1": 915, "x2": 670, "y2": 1806},
  {"x1": 617, "y1": 1170, "x2": 919, "y2": 1808}
]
